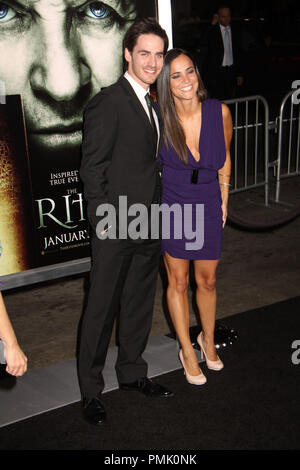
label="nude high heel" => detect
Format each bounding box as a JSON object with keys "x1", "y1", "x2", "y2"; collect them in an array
[
  {"x1": 178, "y1": 350, "x2": 207, "y2": 385},
  {"x1": 197, "y1": 332, "x2": 224, "y2": 371}
]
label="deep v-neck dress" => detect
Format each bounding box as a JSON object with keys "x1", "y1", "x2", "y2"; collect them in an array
[{"x1": 158, "y1": 99, "x2": 226, "y2": 260}]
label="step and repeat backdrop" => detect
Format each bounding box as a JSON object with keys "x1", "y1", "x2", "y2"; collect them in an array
[{"x1": 0, "y1": 0, "x2": 157, "y2": 277}]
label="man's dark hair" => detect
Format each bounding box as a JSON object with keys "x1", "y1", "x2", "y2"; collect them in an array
[
  {"x1": 124, "y1": 17, "x2": 169, "y2": 55},
  {"x1": 217, "y1": 4, "x2": 232, "y2": 13}
]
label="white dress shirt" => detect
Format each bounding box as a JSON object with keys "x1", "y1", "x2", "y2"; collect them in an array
[
  {"x1": 219, "y1": 24, "x2": 233, "y2": 66},
  {"x1": 124, "y1": 71, "x2": 160, "y2": 142}
]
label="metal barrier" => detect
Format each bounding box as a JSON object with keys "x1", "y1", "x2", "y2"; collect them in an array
[
  {"x1": 274, "y1": 89, "x2": 300, "y2": 202},
  {"x1": 224, "y1": 95, "x2": 270, "y2": 206}
]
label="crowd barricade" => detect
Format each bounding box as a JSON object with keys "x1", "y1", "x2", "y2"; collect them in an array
[
  {"x1": 273, "y1": 89, "x2": 300, "y2": 202},
  {"x1": 224, "y1": 95, "x2": 270, "y2": 206}
]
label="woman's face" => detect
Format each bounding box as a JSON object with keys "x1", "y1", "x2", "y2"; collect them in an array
[
  {"x1": 169, "y1": 54, "x2": 198, "y2": 103},
  {"x1": 0, "y1": 0, "x2": 136, "y2": 153}
]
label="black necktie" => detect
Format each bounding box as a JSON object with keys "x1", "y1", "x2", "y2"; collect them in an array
[{"x1": 145, "y1": 93, "x2": 158, "y2": 144}]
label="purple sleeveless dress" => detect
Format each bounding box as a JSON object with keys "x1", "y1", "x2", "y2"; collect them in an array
[{"x1": 159, "y1": 99, "x2": 226, "y2": 260}]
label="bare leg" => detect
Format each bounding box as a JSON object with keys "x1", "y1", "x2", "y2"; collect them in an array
[
  {"x1": 194, "y1": 259, "x2": 219, "y2": 361},
  {"x1": 164, "y1": 252, "x2": 204, "y2": 376}
]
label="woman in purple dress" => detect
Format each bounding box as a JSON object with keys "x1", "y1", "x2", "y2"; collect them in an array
[{"x1": 157, "y1": 49, "x2": 232, "y2": 385}]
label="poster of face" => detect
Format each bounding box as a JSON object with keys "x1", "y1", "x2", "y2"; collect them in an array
[{"x1": 0, "y1": 0, "x2": 157, "y2": 276}]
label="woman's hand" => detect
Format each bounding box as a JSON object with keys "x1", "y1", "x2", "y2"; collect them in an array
[
  {"x1": 5, "y1": 343, "x2": 27, "y2": 377},
  {"x1": 219, "y1": 103, "x2": 232, "y2": 229},
  {"x1": 221, "y1": 200, "x2": 228, "y2": 228}
]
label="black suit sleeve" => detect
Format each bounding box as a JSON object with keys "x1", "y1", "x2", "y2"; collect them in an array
[{"x1": 80, "y1": 93, "x2": 118, "y2": 231}]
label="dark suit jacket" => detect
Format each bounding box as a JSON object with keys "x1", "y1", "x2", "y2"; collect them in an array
[
  {"x1": 80, "y1": 76, "x2": 160, "y2": 232},
  {"x1": 204, "y1": 23, "x2": 242, "y2": 84}
]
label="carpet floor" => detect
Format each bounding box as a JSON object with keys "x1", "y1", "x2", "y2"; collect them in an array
[{"x1": 0, "y1": 296, "x2": 299, "y2": 451}]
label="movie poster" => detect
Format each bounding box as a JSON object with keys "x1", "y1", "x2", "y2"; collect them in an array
[
  {"x1": 0, "y1": 0, "x2": 157, "y2": 276},
  {"x1": 0, "y1": 95, "x2": 36, "y2": 275}
]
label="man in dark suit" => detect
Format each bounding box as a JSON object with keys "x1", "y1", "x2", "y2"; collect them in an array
[
  {"x1": 78, "y1": 18, "x2": 172, "y2": 425},
  {"x1": 204, "y1": 5, "x2": 243, "y2": 100}
]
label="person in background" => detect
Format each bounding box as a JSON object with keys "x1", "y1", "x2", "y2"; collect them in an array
[{"x1": 204, "y1": 5, "x2": 243, "y2": 100}]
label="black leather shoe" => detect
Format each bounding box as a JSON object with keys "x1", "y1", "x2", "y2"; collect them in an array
[
  {"x1": 119, "y1": 377, "x2": 174, "y2": 397},
  {"x1": 82, "y1": 397, "x2": 106, "y2": 425}
]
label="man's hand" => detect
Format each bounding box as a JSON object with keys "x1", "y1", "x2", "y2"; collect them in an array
[{"x1": 211, "y1": 13, "x2": 219, "y2": 25}]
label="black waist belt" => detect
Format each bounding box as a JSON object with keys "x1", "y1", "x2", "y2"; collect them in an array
[{"x1": 191, "y1": 169, "x2": 199, "y2": 184}]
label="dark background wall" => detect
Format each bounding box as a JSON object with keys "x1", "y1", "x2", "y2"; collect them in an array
[{"x1": 172, "y1": 0, "x2": 300, "y2": 42}]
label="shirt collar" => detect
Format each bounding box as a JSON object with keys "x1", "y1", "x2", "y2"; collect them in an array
[
  {"x1": 124, "y1": 71, "x2": 149, "y2": 100},
  {"x1": 219, "y1": 23, "x2": 231, "y2": 32}
]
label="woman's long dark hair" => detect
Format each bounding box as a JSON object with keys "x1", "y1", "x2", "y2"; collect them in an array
[{"x1": 157, "y1": 48, "x2": 207, "y2": 164}]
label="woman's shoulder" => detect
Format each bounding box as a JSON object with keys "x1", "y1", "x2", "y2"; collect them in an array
[
  {"x1": 203, "y1": 97, "x2": 222, "y2": 109},
  {"x1": 203, "y1": 98, "x2": 230, "y2": 119},
  {"x1": 202, "y1": 98, "x2": 222, "y2": 122}
]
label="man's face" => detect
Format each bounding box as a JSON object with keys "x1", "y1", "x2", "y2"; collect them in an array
[
  {"x1": 0, "y1": 0, "x2": 136, "y2": 152},
  {"x1": 125, "y1": 34, "x2": 164, "y2": 90},
  {"x1": 218, "y1": 8, "x2": 231, "y2": 27}
]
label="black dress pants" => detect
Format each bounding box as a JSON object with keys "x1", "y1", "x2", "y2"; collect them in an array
[{"x1": 78, "y1": 233, "x2": 160, "y2": 400}]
